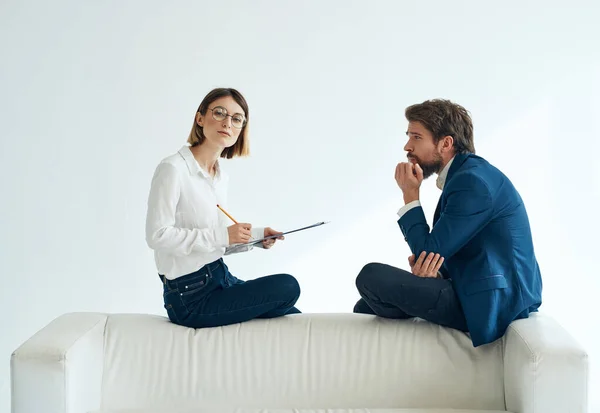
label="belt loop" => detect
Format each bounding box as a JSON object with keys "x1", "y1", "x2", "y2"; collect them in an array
[{"x1": 207, "y1": 265, "x2": 213, "y2": 278}]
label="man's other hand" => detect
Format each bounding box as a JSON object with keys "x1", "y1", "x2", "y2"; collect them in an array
[{"x1": 409, "y1": 251, "x2": 444, "y2": 278}]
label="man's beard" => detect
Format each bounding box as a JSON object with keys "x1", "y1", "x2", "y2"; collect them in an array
[{"x1": 408, "y1": 153, "x2": 443, "y2": 179}]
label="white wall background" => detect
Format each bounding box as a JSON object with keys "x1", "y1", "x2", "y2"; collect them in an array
[{"x1": 1, "y1": 0, "x2": 599, "y2": 411}]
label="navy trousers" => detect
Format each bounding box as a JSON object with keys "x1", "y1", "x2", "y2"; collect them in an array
[{"x1": 354, "y1": 262, "x2": 468, "y2": 332}]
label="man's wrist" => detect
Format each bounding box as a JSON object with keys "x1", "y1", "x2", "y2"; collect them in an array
[{"x1": 403, "y1": 190, "x2": 420, "y2": 204}]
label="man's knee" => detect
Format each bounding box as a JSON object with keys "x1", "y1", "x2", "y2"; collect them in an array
[{"x1": 355, "y1": 262, "x2": 387, "y2": 291}]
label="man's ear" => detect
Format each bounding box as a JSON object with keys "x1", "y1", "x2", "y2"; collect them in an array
[
  {"x1": 196, "y1": 112, "x2": 204, "y2": 127},
  {"x1": 440, "y1": 135, "x2": 454, "y2": 153}
]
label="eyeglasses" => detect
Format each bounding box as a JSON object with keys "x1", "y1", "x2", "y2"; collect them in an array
[{"x1": 207, "y1": 106, "x2": 246, "y2": 129}]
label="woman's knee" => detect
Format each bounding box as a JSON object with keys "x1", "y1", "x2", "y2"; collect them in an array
[{"x1": 272, "y1": 273, "x2": 301, "y2": 299}]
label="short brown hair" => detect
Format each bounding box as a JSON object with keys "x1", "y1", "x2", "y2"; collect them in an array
[
  {"x1": 187, "y1": 88, "x2": 250, "y2": 158},
  {"x1": 405, "y1": 99, "x2": 475, "y2": 154}
]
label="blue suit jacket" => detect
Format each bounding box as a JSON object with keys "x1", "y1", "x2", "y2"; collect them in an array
[{"x1": 398, "y1": 153, "x2": 542, "y2": 346}]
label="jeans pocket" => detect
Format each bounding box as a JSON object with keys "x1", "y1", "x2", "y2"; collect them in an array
[
  {"x1": 179, "y1": 274, "x2": 210, "y2": 296},
  {"x1": 177, "y1": 274, "x2": 213, "y2": 312}
]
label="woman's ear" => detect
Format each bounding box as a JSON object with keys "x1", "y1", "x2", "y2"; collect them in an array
[{"x1": 196, "y1": 112, "x2": 204, "y2": 127}]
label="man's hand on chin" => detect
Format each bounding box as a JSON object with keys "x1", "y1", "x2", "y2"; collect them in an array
[{"x1": 395, "y1": 162, "x2": 424, "y2": 204}]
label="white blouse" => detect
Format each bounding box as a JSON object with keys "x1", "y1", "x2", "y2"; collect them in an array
[{"x1": 145, "y1": 145, "x2": 264, "y2": 279}]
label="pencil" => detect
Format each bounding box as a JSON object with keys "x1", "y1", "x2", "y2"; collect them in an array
[
  {"x1": 216, "y1": 204, "x2": 238, "y2": 224},
  {"x1": 216, "y1": 204, "x2": 254, "y2": 241}
]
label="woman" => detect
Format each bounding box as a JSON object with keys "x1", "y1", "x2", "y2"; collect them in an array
[{"x1": 145, "y1": 87, "x2": 301, "y2": 328}]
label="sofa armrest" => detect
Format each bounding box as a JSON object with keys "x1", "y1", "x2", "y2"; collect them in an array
[
  {"x1": 503, "y1": 312, "x2": 588, "y2": 413},
  {"x1": 11, "y1": 312, "x2": 107, "y2": 413}
]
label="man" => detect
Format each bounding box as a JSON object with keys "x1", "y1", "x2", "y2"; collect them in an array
[{"x1": 353, "y1": 99, "x2": 542, "y2": 347}]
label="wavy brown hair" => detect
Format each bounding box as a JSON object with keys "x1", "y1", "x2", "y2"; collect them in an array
[{"x1": 405, "y1": 99, "x2": 475, "y2": 154}]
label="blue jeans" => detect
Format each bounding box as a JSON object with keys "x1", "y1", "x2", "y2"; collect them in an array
[{"x1": 161, "y1": 259, "x2": 301, "y2": 328}]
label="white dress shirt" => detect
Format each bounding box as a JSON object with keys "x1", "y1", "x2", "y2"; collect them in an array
[
  {"x1": 397, "y1": 156, "x2": 455, "y2": 219},
  {"x1": 146, "y1": 145, "x2": 264, "y2": 280}
]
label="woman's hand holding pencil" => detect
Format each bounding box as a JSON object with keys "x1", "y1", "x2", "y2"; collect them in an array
[
  {"x1": 217, "y1": 204, "x2": 253, "y2": 244},
  {"x1": 217, "y1": 204, "x2": 283, "y2": 248},
  {"x1": 227, "y1": 222, "x2": 253, "y2": 245}
]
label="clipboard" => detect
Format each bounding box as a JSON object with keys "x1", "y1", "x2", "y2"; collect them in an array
[{"x1": 235, "y1": 221, "x2": 329, "y2": 247}]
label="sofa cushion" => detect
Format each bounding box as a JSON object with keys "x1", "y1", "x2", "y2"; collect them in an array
[{"x1": 101, "y1": 314, "x2": 506, "y2": 411}]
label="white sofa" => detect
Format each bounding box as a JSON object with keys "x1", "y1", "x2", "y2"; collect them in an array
[{"x1": 11, "y1": 312, "x2": 588, "y2": 413}]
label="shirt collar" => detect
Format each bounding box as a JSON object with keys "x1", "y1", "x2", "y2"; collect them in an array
[
  {"x1": 436, "y1": 156, "x2": 455, "y2": 190},
  {"x1": 178, "y1": 145, "x2": 221, "y2": 180}
]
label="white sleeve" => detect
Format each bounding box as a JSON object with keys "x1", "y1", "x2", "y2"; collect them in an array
[
  {"x1": 397, "y1": 200, "x2": 421, "y2": 219},
  {"x1": 145, "y1": 162, "x2": 229, "y2": 256}
]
